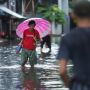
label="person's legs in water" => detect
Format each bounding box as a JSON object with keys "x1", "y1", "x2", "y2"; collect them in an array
[
  {"x1": 21, "y1": 48, "x2": 28, "y2": 67},
  {"x1": 28, "y1": 50, "x2": 37, "y2": 67},
  {"x1": 46, "y1": 35, "x2": 51, "y2": 53},
  {"x1": 40, "y1": 37, "x2": 46, "y2": 53}
]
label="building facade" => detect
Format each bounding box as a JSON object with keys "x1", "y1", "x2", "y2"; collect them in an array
[
  {"x1": 0, "y1": 0, "x2": 24, "y2": 40},
  {"x1": 0, "y1": 0, "x2": 84, "y2": 40}
]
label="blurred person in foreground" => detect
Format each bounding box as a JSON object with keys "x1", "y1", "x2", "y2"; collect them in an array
[{"x1": 57, "y1": 1, "x2": 90, "y2": 90}]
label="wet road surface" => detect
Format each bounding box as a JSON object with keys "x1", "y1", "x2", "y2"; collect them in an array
[{"x1": 0, "y1": 42, "x2": 71, "y2": 90}]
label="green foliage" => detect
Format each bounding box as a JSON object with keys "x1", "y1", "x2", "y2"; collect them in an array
[{"x1": 37, "y1": 4, "x2": 65, "y2": 24}]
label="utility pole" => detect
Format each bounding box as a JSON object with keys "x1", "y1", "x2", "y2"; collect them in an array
[
  {"x1": 32, "y1": 0, "x2": 35, "y2": 16},
  {"x1": 22, "y1": 0, "x2": 25, "y2": 15},
  {"x1": 58, "y1": 0, "x2": 69, "y2": 34},
  {"x1": 62, "y1": 0, "x2": 69, "y2": 33},
  {"x1": 57, "y1": 0, "x2": 62, "y2": 35}
]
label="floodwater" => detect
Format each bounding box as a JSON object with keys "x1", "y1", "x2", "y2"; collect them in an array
[{"x1": 0, "y1": 41, "x2": 72, "y2": 90}]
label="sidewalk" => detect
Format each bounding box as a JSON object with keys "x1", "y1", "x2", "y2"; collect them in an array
[{"x1": 0, "y1": 38, "x2": 19, "y2": 46}]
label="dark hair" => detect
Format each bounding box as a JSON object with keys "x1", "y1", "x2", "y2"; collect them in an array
[
  {"x1": 73, "y1": 1, "x2": 90, "y2": 18},
  {"x1": 28, "y1": 20, "x2": 36, "y2": 25}
]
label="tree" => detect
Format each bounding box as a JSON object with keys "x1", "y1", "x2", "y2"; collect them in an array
[
  {"x1": 37, "y1": 4, "x2": 65, "y2": 24},
  {"x1": 37, "y1": 4, "x2": 65, "y2": 35}
]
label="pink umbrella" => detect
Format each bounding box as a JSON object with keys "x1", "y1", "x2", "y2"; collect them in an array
[{"x1": 16, "y1": 18, "x2": 51, "y2": 38}]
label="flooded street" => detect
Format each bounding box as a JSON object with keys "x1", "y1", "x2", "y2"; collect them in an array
[{"x1": 0, "y1": 41, "x2": 71, "y2": 90}]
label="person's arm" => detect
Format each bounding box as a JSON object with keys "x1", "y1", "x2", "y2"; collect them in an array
[
  {"x1": 19, "y1": 30, "x2": 25, "y2": 46},
  {"x1": 18, "y1": 39, "x2": 23, "y2": 46},
  {"x1": 57, "y1": 37, "x2": 71, "y2": 87},
  {"x1": 36, "y1": 30, "x2": 43, "y2": 41},
  {"x1": 59, "y1": 58, "x2": 70, "y2": 87}
]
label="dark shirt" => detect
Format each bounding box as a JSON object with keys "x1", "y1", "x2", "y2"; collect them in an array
[
  {"x1": 70, "y1": 16, "x2": 76, "y2": 30},
  {"x1": 57, "y1": 27, "x2": 90, "y2": 85}
]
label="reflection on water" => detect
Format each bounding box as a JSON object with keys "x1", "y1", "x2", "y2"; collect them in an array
[
  {"x1": 21, "y1": 67, "x2": 41, "y2": 90},
  {"x1": 0, "y1": 68, "x2": 22, "y2": 90},
  {"x1": 0, "y1": 42, "x2": 71, "y2": 90}
]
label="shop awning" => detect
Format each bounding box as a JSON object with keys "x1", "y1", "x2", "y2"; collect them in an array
[{"x1": 0, "y1": 6, "x2": 26, "y2": 19}]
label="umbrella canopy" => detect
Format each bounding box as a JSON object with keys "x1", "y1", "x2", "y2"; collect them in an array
[{"x1": 16, "y1": 18, "x2": 51, "y2": 38}]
